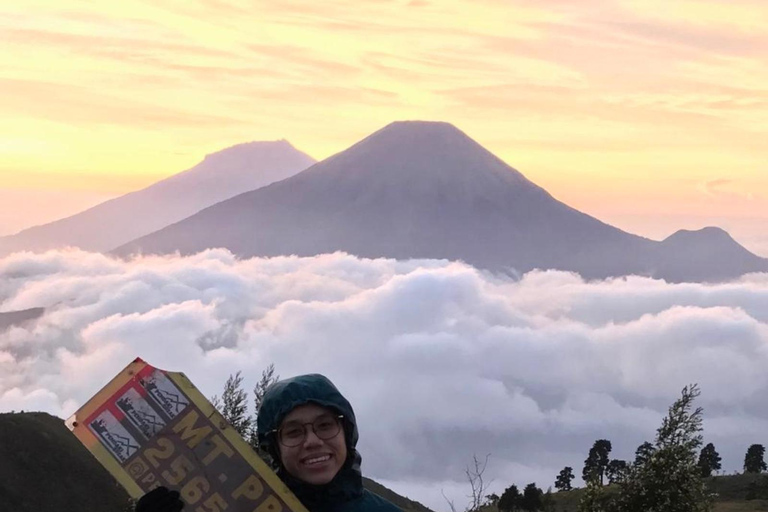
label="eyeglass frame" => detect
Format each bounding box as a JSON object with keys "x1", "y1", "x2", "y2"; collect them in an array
[{"x1": 270, "y1": 414, "x2": 345, "y2": 447}]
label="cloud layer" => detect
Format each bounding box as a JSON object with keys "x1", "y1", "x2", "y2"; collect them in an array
[{"x1": 2, "y1": 249, "x2": 768, "y2": 510}]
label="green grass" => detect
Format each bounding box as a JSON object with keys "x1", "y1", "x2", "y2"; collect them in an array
[{"x1": 540, "y1": 474, "x2": 768, "y2": 512}]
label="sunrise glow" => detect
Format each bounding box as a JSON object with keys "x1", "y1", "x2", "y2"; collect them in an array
[{"x1": 2, "y1": 0, "x2": 767, "y2": 252}]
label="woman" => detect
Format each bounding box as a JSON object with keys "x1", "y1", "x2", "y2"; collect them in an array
[{"x1": 137, "y1": 374, "x2": 401, "y2": 512}]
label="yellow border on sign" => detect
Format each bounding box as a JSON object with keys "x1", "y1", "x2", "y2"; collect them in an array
[
  {"x1": 65, "y1": 358, "x2": 148, "y2": 497},
  {"x1": 168, "y1": 372, "x2": 309, "y2": 512}
]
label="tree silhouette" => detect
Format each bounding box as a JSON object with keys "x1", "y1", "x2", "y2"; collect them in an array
[
  {"x1": 697, "y1": 443, "x2": 721, "y2": 477},
  {"x1": 744, "y1": 444, "x2": 767, "y2": 474},
  {"x1": 211, "y1": 371, "x2": 252, "y2": 438},
  {"x1": 617, "y1": 384, "x2": 713, "y2": 512},
  {"x1": 520, "y1": 483, "x2": 543, "y2": 512},
  {"x1": 498, "y1": 484, "x2": 521, "y2": 512},
  {"x1": 583, "y1": 439, "x2": 612, "y2": 485},
  {"x1": 633, "y1": 442, "x2": 654, "y2": 468},
  {"x1": 606, "y1": 460, "x2": 628, "y2": 484},
  {"x1": 249, "y1": 363, "x2": 279, "y2": 451},
  {"x1": 555, "y1": 466, "x2": 574, "y2": 492}
]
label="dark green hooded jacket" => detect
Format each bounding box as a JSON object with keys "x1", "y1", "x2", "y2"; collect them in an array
[{"x1": 257, "y1": 374, "x2": 402, "y2": 512}]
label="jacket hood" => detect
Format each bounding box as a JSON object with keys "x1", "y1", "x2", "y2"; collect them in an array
[
  {"x1": 257, "y1": 374, "x2": 363, "y2": 511},
  {"x1": 257, "y1": 373, "x2": 358, "y2": 446}
]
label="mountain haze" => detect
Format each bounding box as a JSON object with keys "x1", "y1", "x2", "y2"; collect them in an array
[
  {"x1": 114, "y1": 121, "x2": 768, "y2": 282},
  {"x1": 0, "y1": 141, "x2": 315, "y2": 257}
]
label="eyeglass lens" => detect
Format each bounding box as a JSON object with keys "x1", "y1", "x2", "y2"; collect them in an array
[{"x1": 279, "y1": 414, "x2": 341, "y2": 447}]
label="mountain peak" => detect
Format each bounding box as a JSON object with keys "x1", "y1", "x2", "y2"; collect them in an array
[
  {"x1": 308, "y1": 120, "x2": 532, "y2": 196},
  {"x1": 359, "y1": 120, "x2": 473, "y2": 148},
  {"x1": 379, "y1": 119, "x2": 462, "y2": 133},
  {"x1": 663, "y1": 226, "x2": 734, "y2": 245},
  {"x1": 201, "y1": 139, "x2": 301, "y2": 164}
]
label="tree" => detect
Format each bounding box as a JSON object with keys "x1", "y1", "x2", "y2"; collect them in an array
[
  {"x1": 465, "y1": 454, "x2": 492, "y2": 512},
  {"x1": 252, "y1": 362, "x2": 279, "y2": 416},
  {"x1": 617, "y1": 384, "x2": 713, "y2": 512},
  {"x1": 484, "y1": 493, "x2": 500, "y2": 507},
  {"x1": 697, "y1": 443, "x2": 722, "y2": 477},
  {"x1": 249, "y1": 363, "x2": 279, "y2": 451},
  {"x1": 211, "y1": 371, "x2": 252, "y2": 438},
  {"x1": 498, "y1": 484, "x2": 521, "y2": 512},
  {"x1": 442, "y1": 454, "x2": 492, "y2": 512},
  {"x1": 555, "y1": 466, "x2": 574, "y2": 492},
  {"x1": 520, "y1": 483, "x2": 543, "y2": 512},
  {"x1": 744, "y1": 444, "x2": 767, "y2": 474},
  {"x1": 579, "y1": 479, "x2": 614, "y2": 512},
  {"x1": 583, "y1": 439, "x2": 612, "y2": 485},
  {"x1": 606, "y1": 460, "x2": 628, "y2": 485},
  {"x1": 633, "y1": 442, "x2": 654, "y2": 468},
  {"x1": 542, "y1": 488, "x2": 556, "y2": 512}
]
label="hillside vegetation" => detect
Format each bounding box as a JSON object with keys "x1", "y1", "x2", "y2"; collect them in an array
[
  {"x1": 2, "y1": 410, "x2": 766, "y2": 512},
  {"x1": 539, "y1": 476, "x2": 768, "y2": 512},
  {"x1": 0, "y1": 411, "x2": 132, "y2": 512}
]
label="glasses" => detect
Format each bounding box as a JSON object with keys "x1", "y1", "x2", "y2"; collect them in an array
[{"x1": 274, "y1": 414, "x2": 344, "y2": 447}]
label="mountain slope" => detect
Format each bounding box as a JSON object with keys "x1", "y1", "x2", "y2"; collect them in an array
[
  {"x1": 0, "y1": 141, "x2": 315, "y2": 257},
  {"x1": 0, "y1": 412, "x2": 132, "y2": 512},
  {"x1": 115, "y1": 121, "x2": 658, "y2": 279},
  {"x1": 114, "y1": 121, "x2": 768, "y2": 282},
  {"x1": 653, "y1": 227, "x2": 768, "y2": 282},
  {"x1": 0, "y1": 308, "x2": 45, "y2": 332}
]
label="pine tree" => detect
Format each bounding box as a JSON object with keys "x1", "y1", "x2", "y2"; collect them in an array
[
  {"x1": 520, "y1": 483, "x2": 543, "y2": 512},
  {"x1": 606, "y1": 460, "x2": 628, "y2": 484},
  {"x1": 249, "y1": 363, "x2": 279, "y2": 451},
  {"x1": 498, "y1": 484, "x2": 521, "y2": 512},
  {"x1": 211, "y1": 371, "x2": 252, "y2": 438},
  {"x1": 744, "y1": 444, "x2": 767, "y2": 474},
  {"x1": 583, "y1": 440, "x2": 612, "y2": 485},
  {"x1": 555, "y1": 466, "x2": 574, "y2": 492},
  {"x1": 633, "y1": 442, "x2": 654, "y2": 467},
  {"x1": 697, "y1": 443, "x2": 721, "y2": 477}
]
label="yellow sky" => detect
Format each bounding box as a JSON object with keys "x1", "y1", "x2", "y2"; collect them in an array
[{"x1": 1, "y1": 0, "x2": 767, "y2": 253}]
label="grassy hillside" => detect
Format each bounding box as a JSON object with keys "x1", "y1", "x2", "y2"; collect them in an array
[
  {"x1": 0, "y1": 411, "x2": 132, "y2": 512},
  {"x1": 0, "y1": 411, "x2": 433, "y2": 512},
  {"x1": 539, "y1": 474, "x2": 768, "y2": 512},
  {"x1": 363, "y1": 477, "x2": 435, "y2": 512}
]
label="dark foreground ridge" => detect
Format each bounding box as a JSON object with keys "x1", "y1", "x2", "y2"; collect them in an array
[{"x1": 0, "y1": 411, "x2": 433, "y2": 512}]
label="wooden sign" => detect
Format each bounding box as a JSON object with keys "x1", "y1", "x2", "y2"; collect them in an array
[{"x1": 66, "y1": 358, "x2": 307, "y2": 512}]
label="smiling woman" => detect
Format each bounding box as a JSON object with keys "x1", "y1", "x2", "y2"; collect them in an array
[
  {"x1": 255, "y1": 374, "x2": 402, "y2": 512},
  {"x1": 135, "y1": 374, "x2": 402, "y2": 512},
  {"x1": 275, "y1": 405, "x2": 348, "y2": 485}
]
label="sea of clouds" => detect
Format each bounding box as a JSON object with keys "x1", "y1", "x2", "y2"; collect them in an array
[{"x1": 2, "y1": 249, "x2": 767, "y2": 510}]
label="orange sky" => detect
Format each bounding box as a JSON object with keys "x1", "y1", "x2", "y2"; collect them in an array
[{"x1": 2, "y1": 0, "x2": 767, "y2": 254}]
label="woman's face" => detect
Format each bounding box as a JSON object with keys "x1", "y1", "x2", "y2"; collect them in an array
[{"x1": 277, "y1": 403, "x2": 347, "y2": 485}]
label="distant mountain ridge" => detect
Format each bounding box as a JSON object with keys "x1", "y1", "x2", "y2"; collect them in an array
[
  {"x1": 114, "y1": 121, "x2": 768, "y2": 282},
  {"x1": 0, "y1": 140, "x2": 316, "y2": 257},
  {"x1": 0, "y1": 308, "x2": 45, "y2": 332}
]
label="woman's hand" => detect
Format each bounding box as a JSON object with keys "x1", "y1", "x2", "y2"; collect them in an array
[{"x1": 136, "y1": 486, "x2": 184, "y2": 512}]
